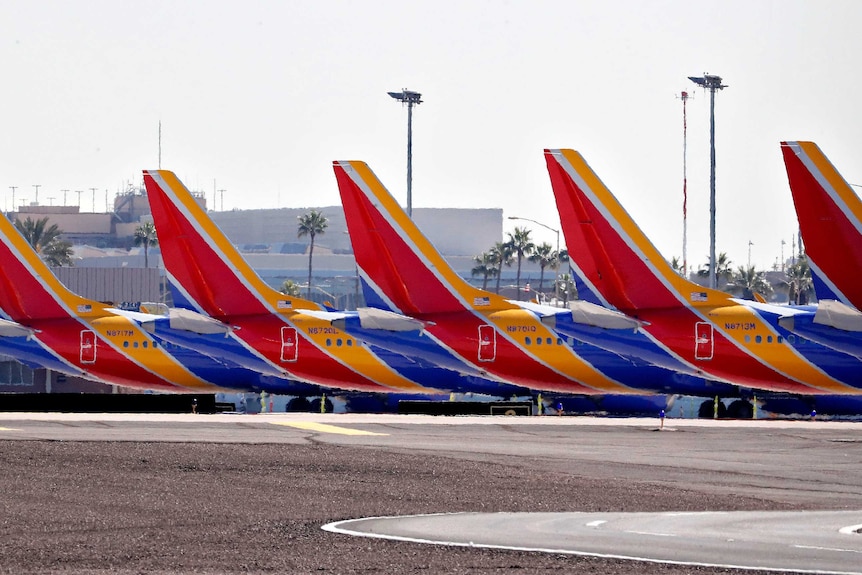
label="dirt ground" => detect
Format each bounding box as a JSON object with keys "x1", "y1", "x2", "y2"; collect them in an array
[{"x1": 0, "y1": 439, "x2": 803, "y2": 574}]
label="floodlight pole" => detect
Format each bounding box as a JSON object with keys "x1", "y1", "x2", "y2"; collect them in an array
[
  {"x1": 387, "y1": 89, "x2": 422, "y2": 218},
  {"x1": 688, "y1": 73, "x2": 727, "y2": 289}
]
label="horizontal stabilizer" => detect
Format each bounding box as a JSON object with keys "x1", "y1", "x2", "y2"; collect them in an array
[
  {"x1": 813, "y1": 300, "x2": 862, "y2": 332},
  {"x1": 518, "y1": 299, "x2": 640, "y2": 330},
  {"x1": 358, "y1": 307, "x2": 427, "y2": 331},
  {"x1": 0, "y1": 318, "x2": 35, "y2": 338},
  {"x1": 167, "y1": 307, "x2": 233, "y2": 335},
  {"x1": 568, "y1": 300, "x2": 642, "y2": 330},
  {"x1": 298, "y1": 308, "x2": 426, "y2": 332},
  {"x1": 133, "y1": 307, "x2": 232, "y2": 335}
]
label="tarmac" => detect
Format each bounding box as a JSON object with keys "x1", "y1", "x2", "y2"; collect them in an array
[{"x1": 1, "y1": 413, "x2": 860, "y2": 574}]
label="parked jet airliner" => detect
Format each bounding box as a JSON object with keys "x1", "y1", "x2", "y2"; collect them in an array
[
  {"x1": 142, "y1": 169, "x2": 523, "y2": 398},
  {"x1": 544, "y1": 148, "x2": 862, "y2": 395}
]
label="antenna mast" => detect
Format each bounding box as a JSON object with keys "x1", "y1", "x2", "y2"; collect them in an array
[{"x1": 679, "y1": 90, "x2": 690, "y2": 278}]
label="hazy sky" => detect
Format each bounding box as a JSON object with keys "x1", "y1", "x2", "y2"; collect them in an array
[{"x1": 2, "y1": 0, "x2": 861, "y2": 270}]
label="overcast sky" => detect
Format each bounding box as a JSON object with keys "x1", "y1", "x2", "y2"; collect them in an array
[{"x1": 2, "y1": 0, "x2": 861, "y2": 270}]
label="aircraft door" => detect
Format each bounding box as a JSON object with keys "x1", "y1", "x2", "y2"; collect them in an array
[
  {"x1": 280, "y1": 326, "x2": 298, "y2": 362},
  {"x1": 478, "y1": 324, "x2": 496, "y2": 362},
  {"x1": 694, "y1": 322, "x2": 714, "y2": 360},
  {"x1": 80, "y1": 330, "x2": 97, "y2": 364}
]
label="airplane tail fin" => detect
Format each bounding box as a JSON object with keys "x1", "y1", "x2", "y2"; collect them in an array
[
  {"x1": 781, "y1": 141, "x2": 862, "y2": 307},
  {"x1": 544, "y1": 148, "x2": 731, "y2": 313},
  {"x1": 0, "y1": 213, "x2": 108, "y2": 322},
  {"x1": 333, "y1": 160, "x2": 515, "y2": 316},
  {"x1": 143, "y1": 170, "x2": 320, "y2": 318}
]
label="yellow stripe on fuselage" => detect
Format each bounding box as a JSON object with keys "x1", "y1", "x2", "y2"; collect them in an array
[
  {"x1": 482, "y1": 309, "x2": 639, "y2": 394},
  {"x1": 271, "y1": 421, "x2": 389, "y2": 436},
  {"x1": 287, "y1": 312, "x2": 435, "y2": 393},
  {"x1": 708, "y1": 305, "x2": 857, "y2": 394},
  {"x1": 89, "y1": 315, "x2": 217, "y2": 391}
]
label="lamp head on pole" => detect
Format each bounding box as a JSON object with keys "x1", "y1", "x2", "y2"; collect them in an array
[
  {"x1": 688, "y1": 74, "x2": 727, "y2": 91},
  {"x1": 387, "y1": 89, "x2": 423, "y2": 106}
]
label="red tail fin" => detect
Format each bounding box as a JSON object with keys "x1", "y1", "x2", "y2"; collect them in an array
[
  {"x1": 781, "y1": 141, "x2": 862, "y2": 307},
  {"x1": 333, "y1": 160, "x2": 514, "y2": 316},
  {"x1": 544, "y1": 148, "x2": 730, "y2": 312},
  {"x1": 143, "y1": 170, "x2": 319, "y2": 319},
  {"x1": 0, "y1": 213, "x2": 104, "y2": 321}
]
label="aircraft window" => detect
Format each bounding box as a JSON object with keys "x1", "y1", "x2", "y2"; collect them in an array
[
  {"x1": 767, "y1": 335, "x2": 773, "y2": 344},
  {"x1": 525, "y1": 337, "x2": 532, "y2": 345},
  {"x1": 744, "y1": 335, "x2": 751, "y2": 343},
  {"x1": 777, "y1": 336, "x2": 783, "y2": 344},
  {"x1": 567, "y1": 337, "x2": 574, "y2": 346},
  {"x1": 123, "y1": 341, "x2": 129, "y2": 348},
  {"x1": 336, "y1": 339, "x2": 343, "y2": 347},
  {"x1": 536, "y1": 337, "x2": 542, "y2": 345},
  {"x1": 788, "y1": 334, "x2": 796, "y2": 344},
  {"x1": 545, "y1": 337, "x2": 552, "y2": 345},
  {"x1": 326, "y1": 338, "x2": 332, "y2": 347},
  {"x1": 346, "y1": 339, "x2": 353, "y2": 347},
  {"x1": 755, "y1": 335, "x2": 762, "y2": 344},
  {"x1": 143, "y1": 341, "x2": 148, "y2": 348},
  {"x1": 133, "y1": 341, "x2": 139, "y2": 348},
  {"x1": 557, "y1": 338, "x2": 563, "y2": 346}
]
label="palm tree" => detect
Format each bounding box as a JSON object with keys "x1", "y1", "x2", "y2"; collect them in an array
[
  {"x1": 506, "y1": 226, "x2": 535, "y2": 300},
  {"x1": 14, "y1": 216, "x2": 74, "y2": 266},
  {"x1": 42, "y1": 240, "x2": 75, "y2": 267},
  {"x1": 727, "y1": 265, "x2": 773, "y2": 300},
  {"x1": 528, "y1": 242, "x2": 555, "y2": 301},
  {"x1": 785, "y1": 256, "x2": 814, "y2": 304},
  {"x1": 489, "y1": 241, "x2": 513, "y2": 294},
  {"x1": 297, "y1": 210, "x2": 328, "y2": 299},
  {"x1": 279, "y1": 279, "x2": 302, "y2": 297},
  {"x1": 471, "y1": 251, "x2": 498, "y2": 290},
  {"x1": 133, "y1": 221, "x2": 158, "y2": 268},
  {"x1": 697, "y1": 252, "x2": 734, "y2": 286}
]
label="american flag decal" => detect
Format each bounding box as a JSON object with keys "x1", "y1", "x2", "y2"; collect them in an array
[
  {"x1": 277, "y1": 300, "x2": 293, "y2": 309},
  {"x1": 690, "y1": 292, "x2": 708, "y2": 302},
  {"x1": 473, "y1": 297, "x2": 490, "y2": 306},
  {"x1": 77, "y1": 304, "x2": 92, "y2": 313}
]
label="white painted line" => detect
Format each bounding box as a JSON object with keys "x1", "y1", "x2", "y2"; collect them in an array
[
  {"x1": 625, "y1": 530, "x2": 676, "y2": 538},
  {"x1": 794, "y1": 545, "x2": 862, "y2": 554},
  {"x1": 322, "y1": 514, "x2": 862, "y2": 575}
]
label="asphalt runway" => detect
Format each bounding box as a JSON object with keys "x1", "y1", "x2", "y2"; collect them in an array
[{"x1": 2, "y1": 413, "x2": 861, "y2": 574}]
